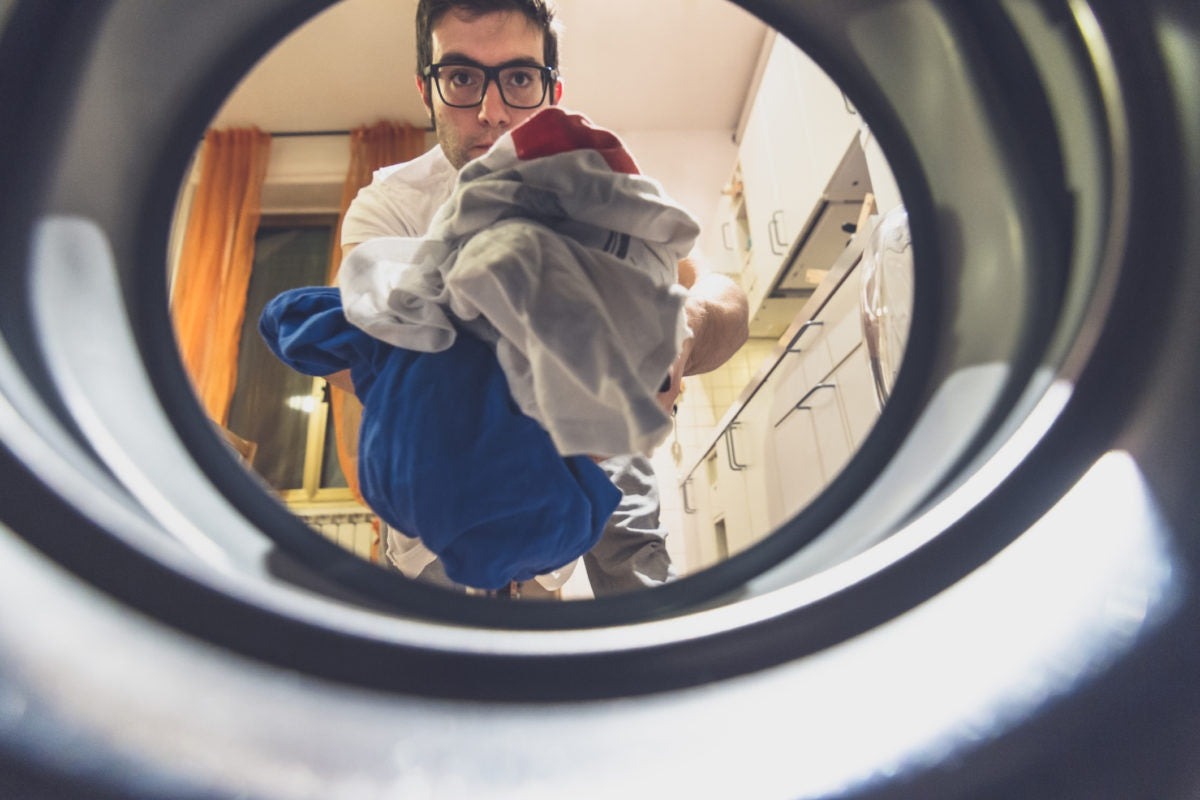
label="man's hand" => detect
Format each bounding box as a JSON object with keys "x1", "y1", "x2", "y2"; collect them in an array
[
  {"x1": 325, "y1": 369, "x2": 355, "y2": 394},
  {"x1": 655, "y1": 256, "x2": 748, "y2": 416},
  {"x1": 656, "y1": 335, "x2": 695, "y2": 416}
]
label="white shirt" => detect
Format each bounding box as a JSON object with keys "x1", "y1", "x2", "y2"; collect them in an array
[{"x1": 341, "y1": 144, "x2": 458, "y2": 246}]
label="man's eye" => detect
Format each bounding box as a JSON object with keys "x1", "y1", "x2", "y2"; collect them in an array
[
  {"x1": 504, "y1": 69, "x2": 537, "y2": 88},
  {"x1": 447, "y1": 69, "x2": 480, "y2": 87}
]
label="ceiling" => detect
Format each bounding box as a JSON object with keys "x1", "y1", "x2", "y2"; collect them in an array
[{"x1": 212, "y1": 0, "x2": 770, "y2": 135}]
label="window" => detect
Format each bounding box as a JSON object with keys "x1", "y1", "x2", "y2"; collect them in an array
[{"x1": 224, "y1": 217, "x2": 354, "y2": 504}]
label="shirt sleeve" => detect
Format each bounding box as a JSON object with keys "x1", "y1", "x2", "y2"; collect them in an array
[{"x1": 258, "y1": 287, "x2": 375, "y2": 377}]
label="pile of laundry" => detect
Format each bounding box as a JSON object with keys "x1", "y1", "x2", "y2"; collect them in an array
[{"x1": 260, "y1": 108, "x2": 699, "y2": 589}]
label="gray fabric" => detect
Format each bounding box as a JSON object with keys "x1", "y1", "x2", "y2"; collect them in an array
[
  {"x1": 407, "y1": 553, "x2": 467, "y2": 593},
  {"x1": 582, "y1": 454, "x2": 675, "y2": 596},
  {"x1": 337, "y1": 121, "x2": 697, "y2": 458}
]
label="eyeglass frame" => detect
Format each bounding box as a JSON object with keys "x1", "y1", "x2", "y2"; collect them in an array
[{"x1": 422, "y1": 59, "x2": 559, "y2": 110}]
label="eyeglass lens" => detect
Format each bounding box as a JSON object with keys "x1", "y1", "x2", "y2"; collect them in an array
[{"x1": 436, "y1": 65, "x2": 547, "y2": 108}]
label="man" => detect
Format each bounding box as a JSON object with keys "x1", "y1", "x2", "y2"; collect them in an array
[{"x1": 336, "y1": 0, "x2": 748, "y2": 595}]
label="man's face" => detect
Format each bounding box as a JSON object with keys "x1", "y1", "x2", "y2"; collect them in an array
[{"x1": 419, "y1": 10, "x2": 558, "y2": 169}]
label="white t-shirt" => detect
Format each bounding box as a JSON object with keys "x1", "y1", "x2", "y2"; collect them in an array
[{"x1": 340, "y1": 144, "x2": 458, "y2": 246}]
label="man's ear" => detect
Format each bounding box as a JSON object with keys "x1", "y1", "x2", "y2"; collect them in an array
[
  {"x1": 552, "y1": 78, "x2": 563, "y2": 106},
  {"x1": 415, "y1": 74, "x2": 433, "y2": 117}
]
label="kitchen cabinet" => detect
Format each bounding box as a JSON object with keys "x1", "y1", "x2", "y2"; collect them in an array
[
  {"x1": 767, "y1": 265, "x2": 877, "y2": 514},
  {"x1": 771, "y1": 385, "x2": 831, "y2": 522},
  {"x1": 703, "y1": 170, "x2": 750, "y2": 277},
  {"x1": 768, "y1": 308, "x2": 843, "y2": 523},
  {"x1": 738, "y1": 34, "x2": 806, "y2": 312},
  {"x1": 679, "y1": 231, "x2": 887, "y2": 564},
  {"x1": 833, "y1": 344, "x2": 879, "y2": 449},
  {"x1": 719, "y1": 387, "x2": 778, "y2": 554},
  {"x1": 737, "y1": 86, "x2": 777, "y2": 315},
  {"x1": 789, "y1": 45, "x2": 862, "y2": 206},
  {"x1": 680, "y1": 390, "x2": 779, "y2": 565},
  {"x1": 678, "y1": 31, "x2": 903, "y2": 565},
  {"x1": 742, "y1": 36, "x2": 821, "y2": 253},
  {"x1": 712, "y1": 426, "x2": 754, "y2": 554},
  {"x1": 771, "y1": 341, "x2": 879, "y2": 516},
  {"x1": 807, "y1": 375, "x2": 854, "y2": 481},
  {"x1": 680, "y1": 453, "x2": 719, "y2": 570},
  {"x1": 733, "y1": 32, "x2": 865, "y2": 334}
]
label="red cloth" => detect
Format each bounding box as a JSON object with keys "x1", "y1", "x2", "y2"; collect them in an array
[{"x1": 510, "y1": 108, "x2": 640, "y2": 175}]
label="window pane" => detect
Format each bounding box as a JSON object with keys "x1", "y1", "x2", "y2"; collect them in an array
[
  {"x1": 226, "y1": 226, "x2": 332, "y2": 492},
  {"x1": 319, "y1": 407, "x2": 349, "y2": 489}
]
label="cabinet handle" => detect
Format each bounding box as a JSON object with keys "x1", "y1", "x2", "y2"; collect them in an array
[
  {"x1": 785, "y1": 319, "x2": 824, "y2": 353},
  {"x1": 721, "y1": 221, "x2": 733, "y2": 251},
  {"x1": 768, "y1": 211, "x2": 787, "y2": 255},
  {"x1": 724, "y1": 423, "x2": 747, "y2": 471},
  {"x1": 682, "y1": 477, "x2": 697, "y2": 514},
  {"x1": 772, "y1": 383, "x2": 836, "y2": 429}
]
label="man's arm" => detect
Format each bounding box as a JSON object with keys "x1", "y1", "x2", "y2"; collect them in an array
[
  {"x1": 328, "y1": 246, "x2": 747, "y2": 406},
  {"x1": 657, "y1": 255, "x2": 750, "y2": 413},
  {"x1": 676, "y1": 255, "x2": 750, "y2": 376},
  {"x1": 323, "y1": 243, "x2": 360, "y2": 393}
]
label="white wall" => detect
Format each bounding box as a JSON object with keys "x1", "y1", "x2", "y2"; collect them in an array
[
  {"x1": 615, "y1": 128, "x2": 738, "y2": 259},
  {"x1": 186, "y1": 126, "x2": 737, "y2": 219}
]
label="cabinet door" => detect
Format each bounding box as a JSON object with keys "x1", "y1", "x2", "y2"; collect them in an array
[
  {"x1": 789, "y1": 44, "x2": 861, "y2": 197},
  {"x1": 767, "y1": 346, "x2": 834, "y2": 524},
  {"x1": 780, "y1": 346, "x2": 879, "y2": 499},
  {"x1": 761, "y1": 267, "x2": 867, "y2": 519},
  {"x1": 770, "y1": 401, "x2": 825, "y2": 524},
  {"x1": 703, "y1": 187, "x2": 744, "y2": 276},
  {"x1": 774, "y1": 320, "x2": 835, "y2": 415},
  {"x1": 832, "y1": 344, "x2": 881, "y2": 449},
  {"x1": 761, "y1": 35, "x2": 824, "y2": 248},
  {"x1": 721, "y1": 389, "x2": 780, "y2": 553},
  {"x1": 679, "y1": 472, "x2": 705, "y2": 572},
  {"x1": 822, "y1": 275, "x2": 866, "y2": 367},
  {"x1": 682, "y1": 468, "x2": 724, "y2": 572},
  {"x1": 738, "y1": 95, "x2": 777, "y2": 315},
  {"x1": 713, "y1": 426, "x2": 753, "y2": 555},
  {"x1": 807, "y1": 383, "x2": 853, "y2": 481},
  {"x1": 685, "y1": 448, "x2": 725, "y2": 569}
]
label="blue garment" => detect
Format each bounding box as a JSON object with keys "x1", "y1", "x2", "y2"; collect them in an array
[{"x1": 259, "y1": 287, "x2": 621, "y2": 590}]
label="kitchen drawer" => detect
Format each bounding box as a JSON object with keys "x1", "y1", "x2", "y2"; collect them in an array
[
  {"x1": 835, "y1": 345, "x2": 880, "y2": 447},
  {"x1": 819, "y1": 269, "x2": 866, "y2": 366},
  {"x1": 773, "y1": 321, "x2": 835, "y2": 418},
  {"x1": 808, "y1": 382, "x2": 853, "y2": 480},
  {"x1": 771, "y1": 404, "x2": 825, "y2": 522}
]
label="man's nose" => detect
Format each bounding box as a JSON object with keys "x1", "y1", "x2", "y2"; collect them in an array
[{"x1": 477, "y1": 80, "x2": 511, "y2": 126}]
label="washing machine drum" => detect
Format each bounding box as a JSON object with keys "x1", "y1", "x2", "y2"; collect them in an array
[{"x1": 1, "y1": 2, "x2": 1199, "y2": 798}]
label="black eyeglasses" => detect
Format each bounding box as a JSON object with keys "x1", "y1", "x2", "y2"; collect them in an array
[{"x1": 423, "y1": 60, "x2": 557, "y2": 109}]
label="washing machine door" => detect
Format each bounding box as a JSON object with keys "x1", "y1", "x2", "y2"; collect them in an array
[
  {"x1": 1, "y1": 1, "x2": 1199, "y2": 798},
  {"x1": 859, "y1": 205, "x2": 914, "y2": 405}
]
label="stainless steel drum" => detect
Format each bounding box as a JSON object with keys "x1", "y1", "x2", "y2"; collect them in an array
[{"x1": 1, "y1": 2, "x2": 1197, "y2": 797}]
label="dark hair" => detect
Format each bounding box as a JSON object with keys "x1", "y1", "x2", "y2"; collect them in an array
[{"x1": 415, "y1": 0, "x2": 560, "y2": 75}]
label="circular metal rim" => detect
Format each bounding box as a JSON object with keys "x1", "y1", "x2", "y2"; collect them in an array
[
  {"x1": 0, "y1": 0, "x2": 1138, "y2": 669},
  {"x1": 2, "y1": 0, "x2": 1200, "y2": 796}
]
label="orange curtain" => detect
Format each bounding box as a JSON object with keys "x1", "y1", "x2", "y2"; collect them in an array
[
  {"x1": 171, "y1": 127, "x2": 272, "y2": 427},
  {"x1": 327, "y1": 121, "x2": 428, "y2": 501}
]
